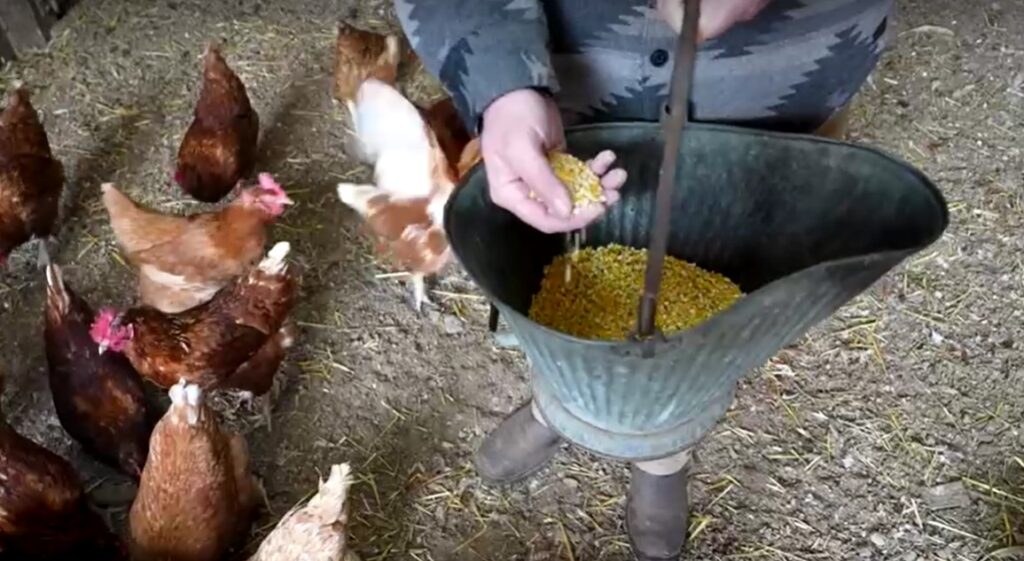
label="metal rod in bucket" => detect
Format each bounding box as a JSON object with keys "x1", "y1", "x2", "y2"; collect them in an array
[{"x1": 634, "y1": 0, "x2": 701, "y2": 346}]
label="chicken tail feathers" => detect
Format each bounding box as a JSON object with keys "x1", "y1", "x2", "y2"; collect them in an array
[
  {"x1": 44, "y1": 260, "x2": 71, "y2": 315},
  {"x1": 168, "y1": 379, "x2": 204, "y2": 426},
  {"x1": 257, "y1": 242, "x2": 291, "y2": 276},
  {"x1": 202, "y1": 41, "x2": 225, "y2": 64},
  {"x1": 6, "y1": 81, "x2": 27, "y2": 105},
  {"x1": 277, "y1": 321, "x2": 298, "y2": 350},
  {"x1": 336, "y1": 183, "x2": 383, "y2": 218},
  {"x1": 37, "y1": 239, "x2": 51, "y2": 268},
  {"x1": 100, "y1": 182, "x2": 139, "y2": 217},
  {"x1": 382, "y1": 35, "x2": 401, "y2": 67},
  {"x1": 306, "y1": 462, "x2": 353, "y2": 524}
]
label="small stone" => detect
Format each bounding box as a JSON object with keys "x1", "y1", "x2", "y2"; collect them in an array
[
  {"x1": 442, "y1": 314, "x2": 464, "y2": 335},
  {"x1": 869, "y1": 533, "x2": 887, "y2": 548},
  {"x1": 924, "y1": 480, "x2": 971, "y2": 510},
  {"x1": 562, "y1": 477, "x2": 580, "y2": 489},
  {"x1": 900, "y1": 552, "x2": 919, "y2": 561}
]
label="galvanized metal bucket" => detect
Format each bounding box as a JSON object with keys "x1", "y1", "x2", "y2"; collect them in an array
[{"x1": 445, "y1": 122, "x2": 948, "y2": 461}]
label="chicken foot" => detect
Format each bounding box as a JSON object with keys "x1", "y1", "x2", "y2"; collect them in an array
[
  {"x1": 408, "y1": 272, "x2": 437, "y2": 314},
  {"x1": 237, "y1": 390, "x2": 274, "y2": 431}
]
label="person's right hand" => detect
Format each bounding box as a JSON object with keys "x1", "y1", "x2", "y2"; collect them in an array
[
  {"x1": 657, "y1": 0, "x2": 771, "y2": 41},
  {"x1": 480, "y1": 88, "x2": 627, "y2": 234}
]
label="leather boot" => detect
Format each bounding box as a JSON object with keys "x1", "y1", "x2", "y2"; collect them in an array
[
  {"x1": 626, "y1": 464, "x2": 690, "y2": 560},
  {"x1": 474, "y1": 402, "x2": 563, "y2": 484}
]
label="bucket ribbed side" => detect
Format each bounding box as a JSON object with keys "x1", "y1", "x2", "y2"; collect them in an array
[{"x1": 510, "y1": 253, "x2": 902, "y2": 457}]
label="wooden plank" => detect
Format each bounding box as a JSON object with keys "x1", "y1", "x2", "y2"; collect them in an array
[
  {"x1": 29, "y1": 0, "x2": 57, "y2": 39},
  {"x1": 0, "y1": 0, "x2": 80, "y2": 63},
  {"x1": 31, "y1": 0, "x2": 71, "y2": 21},
  {"x1": 0, "y1": 0, "x2": 48, "y2": 57}
]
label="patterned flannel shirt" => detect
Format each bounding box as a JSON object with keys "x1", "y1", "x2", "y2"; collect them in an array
[{"x1": 396, "y1": 0, "x2": 893, "y2": 133}]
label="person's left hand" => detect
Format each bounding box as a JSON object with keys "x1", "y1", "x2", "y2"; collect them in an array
[
  {"x1": 480, "y1": 88, "x2": 627, "y2": 234},
  {"x1": 657, "y1": 0, "x2": 771, "y2": 42}
]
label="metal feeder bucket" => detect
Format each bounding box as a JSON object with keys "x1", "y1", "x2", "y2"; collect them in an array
[{"x1": 444, "y1": 122, "x2": 949, "y2": 461}]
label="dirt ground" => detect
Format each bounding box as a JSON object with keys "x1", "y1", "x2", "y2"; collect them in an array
[{"x1": 1, "y1": 0, "x2": 1022, "y2": 560}]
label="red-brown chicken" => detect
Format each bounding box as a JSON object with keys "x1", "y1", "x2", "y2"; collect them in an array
[
  {"x1": 225, "y1": 319, "x2": 296, "y2": 426},
  {"x1": 175, "y1": 43, "x2": 260, "y2": 203},
  {"x1": 102, "y1": 172, "x2": 293, "y2": 314},
  {"x1": 456, "y1": 136, "x2": 482, "y2": 179},
  {"x1": 332, "y1": 21, "x2": 401, "y2": 103},
  {"x1": 339, "y1": 80, "x2": 475, "y2": 312},
  {"x1": 418, "y1": 96, "x2": 475, "y2": 182},
  {"x1": 0, "y1": 369, "x2": 128, "y2": 560},
  {"x1": 90, "y1": 241, "x2": 297, "y2": 393},
  {"x1": 129, "y1": 379, "x2": 259, "y2": 561},
  {"x1": 0, "y1": 85, "x2": 64, "y2": 267},
  {"x1": 43, "y1": 260, "x2": 155, "y2": 478}
]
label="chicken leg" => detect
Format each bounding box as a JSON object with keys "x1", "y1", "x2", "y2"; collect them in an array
[
  {"x1": 236, "y1": 390, "x2": 274, "y2": 431},
  {"x1": 35, "y1": 236, "x2": 59, "y2": 270},
  {"x1": 409, "y1": 272, "x2": 434, "y2": 314}
]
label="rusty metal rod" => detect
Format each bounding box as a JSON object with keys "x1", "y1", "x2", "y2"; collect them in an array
[{"x1": 635, "y1": 0, "x2": 702, "y2": 340}]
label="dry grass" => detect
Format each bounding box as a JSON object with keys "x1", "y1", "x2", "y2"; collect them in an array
[{"x1": 0, "y1": 0, "x2": 1021, "y2": 560}]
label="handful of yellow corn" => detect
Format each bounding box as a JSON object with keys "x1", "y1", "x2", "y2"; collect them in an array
[
  {"x1": 527, "y1": 152, "x2": 606, "y2": 213},
  {"x1": 528, "y1": 244, "x2": 743, "y2": 340}
]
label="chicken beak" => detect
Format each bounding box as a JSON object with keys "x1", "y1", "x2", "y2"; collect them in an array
[
  {"x1": 97, "y1": 342, "x2": 109, "y2": 355},
  {"x1": 280, "y1": 195, "x2": 295, "y2": 206}
]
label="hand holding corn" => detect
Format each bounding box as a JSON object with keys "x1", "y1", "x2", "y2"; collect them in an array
[{"x1": 481, "y1": 88, "x2": 627, "y2": 233}]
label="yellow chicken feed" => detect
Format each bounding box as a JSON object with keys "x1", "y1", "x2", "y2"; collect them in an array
[
  {"x1": 529, "y1": 244, "x2": 743, "y2": 340},
  {"x1": 527, "y1": 152, "x2": 606, "y2": 212}
]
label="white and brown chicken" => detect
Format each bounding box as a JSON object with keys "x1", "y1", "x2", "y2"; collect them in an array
[
  {"x1": 335, "y1": 77, "x2": 479, "y2": 311},
  {"x1": 337, "y1": 78, "x2": 479, "y2": 312}
]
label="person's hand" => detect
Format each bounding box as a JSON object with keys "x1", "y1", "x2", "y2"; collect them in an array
[
  {"x1": 480, "y1": 88, "x2": 627, "y2": 234},
  {"x1": 657, "y1": 0, "x2": 771, "y2": 41}
]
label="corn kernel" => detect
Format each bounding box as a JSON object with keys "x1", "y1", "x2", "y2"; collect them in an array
[
  {"x1": 527, "y1": 152, "x2": 606, "y2": 212},
  {"x1": 528, "y1": 244, "x2": 743, "y2": 341}
]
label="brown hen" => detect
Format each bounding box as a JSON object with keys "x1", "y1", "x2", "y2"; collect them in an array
[
  {"x1": 43, "y1": 261, "x2": 155, "y2": 478},
  {"x1": 176, "y1": 43, "x2": 260, "y2": 203},
  {"x1": 332, "y1": 21, "x2": 401, "y2": 103},
  {"x1": 418, "y1": 97, "x2": 476, "y2": 181},
  {"x1": 90, "y1": 241, "x2": 297, "y2": 393},
  {"x1": 0, "y1": 86, "x2": 64, "y2": 267},
  {"x1": 225, "y1": 320, "x2": 297, "y2": 429},
  {"x1": 129, "y1": 379, "x2": 259, "y2": 561},
  {"x1": 0, "y1": 369, "x2": 128, "y2": 560},
  {"x1": 102, "y1": 173, "x2": 292, "y2": 313}
]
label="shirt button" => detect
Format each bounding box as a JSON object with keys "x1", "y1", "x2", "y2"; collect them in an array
[{"x1": 650, "y1": 48, "x2": 669, "y2": 67}]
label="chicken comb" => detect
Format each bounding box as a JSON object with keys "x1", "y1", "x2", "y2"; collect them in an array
[
  {"x1": 257, "y1": 173, "x2": 285, "y2": 197},
  {"x1": 89, "y1": 308, "x2": 120, "y2": 342}
]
